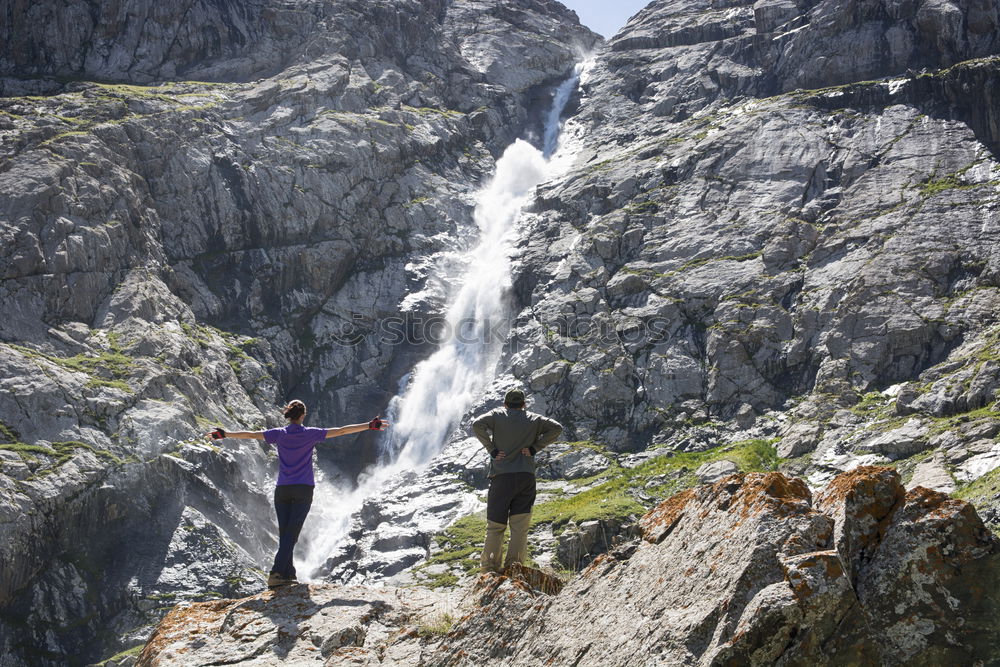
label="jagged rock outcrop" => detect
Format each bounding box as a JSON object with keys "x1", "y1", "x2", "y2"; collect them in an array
[
  {"x1": 436, "y1": 468, "x2": 1000, "y2": 665},
  {"x1": 137, "y1": 468, "x2": 1000, "y2": 665},
  {"x1": 0, "y1": 1, "x2": 598, "y2": 664}
]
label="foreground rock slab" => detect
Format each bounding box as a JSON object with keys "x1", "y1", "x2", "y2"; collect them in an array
[
  {"x1": 434, "y1": 469, "x2": 1000, "y2": 666},
  {"x1": 136, "y1": 583, "x2": 451, "y2": 666},
  {"x1": 137, "y1": 469, "x2": 1000, "y2": 665}
]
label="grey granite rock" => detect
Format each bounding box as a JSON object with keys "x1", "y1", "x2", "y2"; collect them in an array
[
  {"x1": 907, "y1": 453, "x2": 957, "y2": 493},
  {"x1": 777, "y1": 422, "x2": 824, "y2": 459},
  {"x1": 695, "y1": 458, "x2": 739, "y2": 483},
  {"x1": 536, "y1": 443, "x2": 613, "y2": 480},
  {"x1": 134, "y1": 582, "x2": 450, "y2": 667},
  {"x1": 857, "y1": 419, "x2": 929, "y2": 460}
]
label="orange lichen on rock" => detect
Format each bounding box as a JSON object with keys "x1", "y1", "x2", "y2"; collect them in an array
[
  {"x1": 782, "y1": 550, "x2": 846, "y2": 601},
  {"x1": 136, "y1": 597, "x2": 245, "y2": 666},
  {"x1": 582, "y1": 552, "x2": 613, "y2": 577},
  {"x1": 815, "y1": 466, "x2": 903, "y2": 520},
  {"x1": 640, "y1": 487, "x2": 695, "y2": 543},
  {"x1": 904, "y1": 485, "x2": 975, "y2": 521},
  {"x1": 504, "y1": 563, "x2": 564, "y2": 596},
  {"x1": 729, "y1": 472, "x2": 812, "y2": 519}
]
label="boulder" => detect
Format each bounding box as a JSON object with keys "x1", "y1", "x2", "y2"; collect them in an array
[
  {"x1": 814, "y1": 466, "x2": 906, "y2": 584},
  {"x1": 536, "y1": 443, "x2": 614, "y2": 480},
  {"x1": 694, "y1": 459, "x2": 739, "y2": 483},
  {"x1": 906, "y1": 453, "x2": 956, "y2": 493},
  {"x1": 858, "y1": 419, "x2": 929, "y2": 460},
  {"x1": 777, "y1": 421, "x2": 823, "y2": 458}
]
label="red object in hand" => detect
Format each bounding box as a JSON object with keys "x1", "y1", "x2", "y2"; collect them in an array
[
  {"x1": 210, "y1": 428, "x2": 226, "y2": 440},
  {"x1": 368, "y1": 416, "x2": 383, "y2": 430}
]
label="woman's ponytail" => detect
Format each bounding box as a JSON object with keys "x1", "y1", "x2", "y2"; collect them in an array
[{"x1": 283, "y1": 400, "x2": 306, "y2": 421}]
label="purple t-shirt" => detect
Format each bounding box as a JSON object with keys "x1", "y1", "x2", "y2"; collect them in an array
[{"x1": 263, "y1": 424, "x2": 327, "y2": 486}]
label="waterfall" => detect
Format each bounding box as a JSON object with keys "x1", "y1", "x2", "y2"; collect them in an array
[
  {"x1": 543, "y1": 63, "x2": 584, "y2": 158},
  {"x1": 298, "y1": 63, "x2": 588, "y2": 578}
]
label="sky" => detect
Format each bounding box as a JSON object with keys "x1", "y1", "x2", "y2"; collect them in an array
[{"x1": 558, "y1": 0, "x2": 652, "y2": 38}]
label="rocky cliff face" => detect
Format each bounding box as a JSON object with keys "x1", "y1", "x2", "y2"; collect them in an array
[
  {"x1": 331, "y1": 0, "x2": 1000, "y2": 588},
  {"x1": 4, "y1": 0, "x2": 1000, "y2": 664},
  {"x1": 0, "y1": 1, "x2": 597, "y2": 664},
  {"x1": 135, "y1": 468, "x2": 1000, "y2": 665},
  {"x1": 506, "y1": 0, "x2": 1000, "y2": 448}
]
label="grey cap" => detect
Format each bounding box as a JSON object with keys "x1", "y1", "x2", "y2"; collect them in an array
[{"x1": 504, "y1": 389, "x2": 526, "y2": 405}]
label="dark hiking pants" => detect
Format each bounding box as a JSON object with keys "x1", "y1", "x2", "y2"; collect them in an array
[
  {"x1": 486, "y1": 472, "x2": 537, "y2": 524},
  {"x1": 271, "y1": 484, "x2": 313, "y2": 579},
  {"x1": 483, "y1": 472, "x2": 536, "y2": 570}
]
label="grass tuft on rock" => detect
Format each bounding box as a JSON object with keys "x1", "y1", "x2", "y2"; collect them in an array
[
  {"x1": 0, "y1": 421, "x2": 22, "y2": 444},
  {"x1": 415, "y1": 514, "x2": 487, "y2": 584},
  {"x1": 417, "y1": 613, "x2": 455, "y2": 638},
  {"x1": 9, "y1": 340, "x2": 135, "y2": 392},
  {"x1": 953, "y1": 466, "x2": 1000, "y2": 504},
  {"x1": 953, "y1": 467, "x2": 1000, "y2": 536}
]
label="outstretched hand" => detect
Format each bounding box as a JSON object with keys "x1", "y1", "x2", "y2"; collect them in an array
[
  {"x1": 206, "y1": 427, "x2": 226, "y2": 440},
  {"x1": 368, "y1": 416, "x2": 390, "y2": 431}
]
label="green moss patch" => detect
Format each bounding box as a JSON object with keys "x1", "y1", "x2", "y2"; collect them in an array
[
  {"x1": 419, "y1": 570, "x2": 460, "y2": 589},
  {"x1": 417, "y1": 613, "x2": 455, "y2": 638},
  {"x1": 94, "y1": 645, "x2": 143, "y2": 666},
  {"x1": 0, "y1": 421, "x2": 21, "y2": 444},
  {"x1": 531, "y1": 487, "x2": 644, "y2": 530},
  {"x1": 851, "y1": 391, "x2": 895, "y2": 420},
  {"x1": 953, "y1": 466, "x2": 1000, "y2": 537},
  {"x1": 0, "y1": 442, "x2": 55, "y2": 462},
  {"x1": 0, "y1": 440, "x2": 125, "y2": 471},
  {"x1": 411, "y1": 513, "x2": 488, "y2": 587},
  {"x1": 927, "y1": 406, "x2": 999, "y2": 436},
  {"x1": 531, "y1": 438, "x2": 780, "y2": 531},
  {"x1": 9, "y1": 339, "x2": 135, "y2": 392},
  {"x1": 400, "y1": 105, "x2": 464, "y2": 119},
  {"x1": 48, "y1": 441, "x2": 125, "y2": 467},
  {"x1": 953, "y1": 466, "x2": 1000, "y2": 504}
]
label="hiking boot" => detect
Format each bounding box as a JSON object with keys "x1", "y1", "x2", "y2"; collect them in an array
[{"x1": 267, "y1": 572, "x2": 293, "y2": 589}]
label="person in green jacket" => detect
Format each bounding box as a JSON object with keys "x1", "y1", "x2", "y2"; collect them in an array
[{"x1": 471, "y1": 388, "x2": 563, "y2": 573}]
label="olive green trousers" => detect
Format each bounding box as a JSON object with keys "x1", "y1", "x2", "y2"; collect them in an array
[{"x1": 481, "y1": 513, "x2": 531, "y2": 572}]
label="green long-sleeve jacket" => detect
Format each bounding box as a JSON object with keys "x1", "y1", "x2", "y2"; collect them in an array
[{"x1": 471, "y1": 407, "x2": 563, "y2": 478}]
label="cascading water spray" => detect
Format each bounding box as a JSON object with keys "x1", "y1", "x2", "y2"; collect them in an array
[
  {"x1": 543, "y1": 62, "x2": 585, "y2": 158},
  {"x1": 298, "y1": 63, "x2": 590, "y2": 578},
  {"x1": 382, "y1": 139, "x2": 547, "y2": 468}
]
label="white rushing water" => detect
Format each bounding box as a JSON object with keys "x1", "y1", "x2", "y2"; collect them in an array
[{"x1": 298, "y1": 62, "x2": 590, "y2": 578}]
